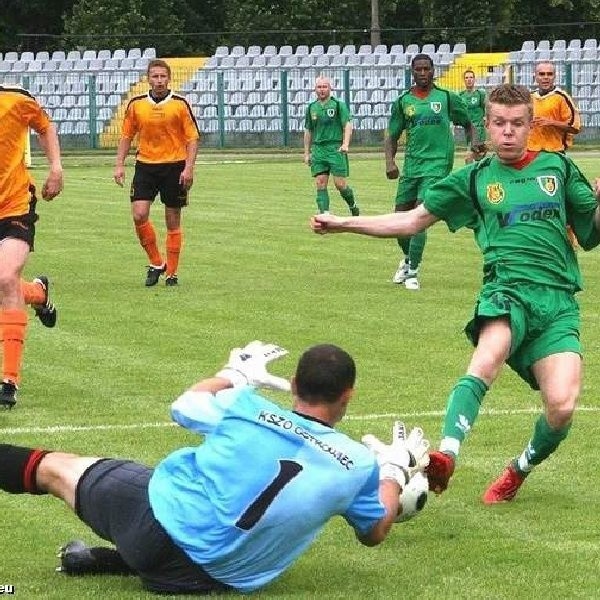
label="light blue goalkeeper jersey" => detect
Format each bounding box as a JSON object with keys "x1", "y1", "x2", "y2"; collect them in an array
[{"x1": 148, "y1": 386, "x2": 384, "y2": 592}]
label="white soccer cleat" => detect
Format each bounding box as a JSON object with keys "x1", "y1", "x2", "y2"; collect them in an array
[
  {"x1": 392, "y1": 259, "x2": 409, "y2": 284},
  {"x1": 404, "y1": 269, "x2": 419, "y2": 290}
]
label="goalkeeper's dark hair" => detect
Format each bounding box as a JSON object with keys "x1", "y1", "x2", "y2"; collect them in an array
[
  {"x1": 295, "y1": 344, "x2": 356, "y2": 404},
  {"x1": 487, "y1": 84, "x2": 533, "y2": 119},
  {"x1": 411, "y1": 53, "x2": 434, "y2": 68}
]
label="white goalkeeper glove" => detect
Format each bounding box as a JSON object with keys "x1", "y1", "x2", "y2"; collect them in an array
[
  {"x1": 215, "y1": 340, "x2": 291, "y2": 392},
  {"x1": 362, "y1": 421, "x2": 430, "y2": 488}
]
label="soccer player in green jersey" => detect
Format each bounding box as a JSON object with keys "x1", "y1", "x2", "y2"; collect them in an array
[
  {"x1": 459, "y1": 69, "x2": 487, "y2": 164},
  {"x1": 312, "y1": 83, "x2": 600, "y2": 504},
  {"x1": 304, "y1": 76, "x2": 359, "y2": 216},
  {"x1": 385, "y1": 54, "x2": 484, "y2": 290}
]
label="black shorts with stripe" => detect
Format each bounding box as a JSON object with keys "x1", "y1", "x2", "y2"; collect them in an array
[
  {"x1": 130, "y1": 160, "x2": 188, "y2": 208},
  {"x1": 0, "y1": 187, "x2": 38, "y2": 250},
  {"x1": 75, "y1": 458, "x2": 231, "y2": 594}
]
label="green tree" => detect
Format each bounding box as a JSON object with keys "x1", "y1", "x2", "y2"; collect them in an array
[{"x1": 62, "y1": 0, "x2": 186, "y2": 55}]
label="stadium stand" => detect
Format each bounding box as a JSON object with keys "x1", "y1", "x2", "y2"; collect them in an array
[{"x1": 2, "y1": 41, "x2": 600, "y2": 146}]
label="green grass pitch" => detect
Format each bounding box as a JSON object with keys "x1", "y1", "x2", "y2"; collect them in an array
[{"x1": 2, "y1": 152, "x2": 600, "y2": 599}]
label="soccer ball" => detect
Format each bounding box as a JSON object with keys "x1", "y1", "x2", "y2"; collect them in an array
[{"x1": 395, "y1": 472, "x2": 429, "y2": 523}]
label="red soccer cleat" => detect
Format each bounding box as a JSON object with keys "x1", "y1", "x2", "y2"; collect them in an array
[
  {"x1": 425, "y1": 451, "x2": 455, "y2": 494},
  {"x1": 482, "y1": 464, "x2": 526, "y2": 505}
]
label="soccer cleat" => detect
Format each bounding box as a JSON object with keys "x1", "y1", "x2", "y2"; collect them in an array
[
  {"x1": 32, "y1": 276, "x2": 57, "y2": 328},
  {"x1": 165, "y1": 275, "x2": 178, "y2": 286},
  {"x1": 349, "y1": 204, "x2": 360, "y2": 216},
  {"x1": 0, "y1": 381, "x2": 18, "y2": 409},
  {"x1": 56, "y1": 540, "x2": 133, "y2": 576},
  {"x1": 392, "y1": 259, "x2": 409, "y2": 284},
  {"x1": 404, "y1": 272, "x2": 420, "y2": 290},
  {"x1": 482, "y1": 464, "x2": 526, "y2": 505},
  {"x1": 145, "y1": 264, "x2": 166, "y2": 287},
  {"x1": 425, "y1": 451, "x2": 455, "y2": 494}
]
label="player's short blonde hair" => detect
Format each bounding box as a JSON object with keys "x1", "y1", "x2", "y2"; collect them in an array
[
  {"x1": 147, "y1": 59, "x2": 171, "y2": 78},
  {"x1": 486, "y1": 84, "x2": 533, "y2": 119}
]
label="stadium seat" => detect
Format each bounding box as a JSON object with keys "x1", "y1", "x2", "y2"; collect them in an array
[
  {"x1": 263, "y1": 45, "x2": 277, "y2": 57},
  {"x1": 567, "y1": 39, "x2": 582, "y2": 50},
  {"x1": 113, "y1": 49, "x2": 126, "y2": 60},
  {"x1": 59, "y1": 121, "x2": 74, "y2": 134},
  {"x1": 235, "y1": 56, "x2": 251, "y2": 68},
  {"x1": 326, "y1": 44, "x2": 341, "y2": 55},
  {"x1": 103, "y1": 58, "x2": 119, "y2": 70},
  {"x1": 390, "y1": 44, "x2": 404, "y2": 54},
  {"x1": 357, "y1": 44, "x2": 372, "y2": 55},
  {"x1": 295, "y1": 45, "x2": 309, "y2": 56},
  {"x1": 278, "y1": 45, "x2": 293, "y2": 56},
  {"x1": 405, "y1": 43, "x2": 420, "y2": 55},
  {"x1": 20, "y1": 51, "x2": 34, "y2": 62},
  {"x1": 238, "y1": 119, "x2": 253, "y2": 132},
  {"x1": 310, "y1": 45, "x2": 325, "y2": 56},
  {"x1": 0, "y1": 60, "x2": 12, "y2": 72},
  {"x1": 214, "y1": 46, "x2": 229, "y2": 58},
  {"x1": 315, "y1": 55, "x2": 330, "y2": 67},
  {"x1": 373, "y1": 44, "x2": 388, "y2": 54},
  {"x1": 437, "y1": 43, "x2": 451, "y2": 54},
  {"x1": 142, "y1": 47, "x2": 156, "y2": 58},
  {"x1": 422, "y1": 43, "x2": 436, "y2": 55},
  {"x1": 50, "y1": 50, "x2": 66, "y2": 62},
  {"x1": 230, "y1": 45, "x2": 245, "y2": 57},
  {"x1": 452, "y1": 42, "x2": 466, "y2": 54},
  {"x1": 11, "y1": 61, "x2": 26, "y2": 72},
  {"x1": 341, "y1": 44, "x2": 356, "y2": 55},
  {"x1": 26, "y1": 60, "x2": 42, "y2": 72},
  {"x1": 246, "y1": 45, "x2": 261, "y2": 57},
  {"x1": 521, "y1": 40, "x2": 535, "y2": 52},
  {"x1": 583, "y1": 38, "x2": 598, "y2": 49},
  {"x1": 127, "y1": 48, "x2": 142, "y2": 59},
  {"x1": 4, "y1": 51, "x2": 18, "y2": 62},
  {"x1": 537, "y1": 40, "x2": 550, "y2": 51},
  {"x1": 82, "y1": 50, "x2": 97, "y2": 61},
  {"x1": 330, "y1": 55, "x2": 346, "y2": 67},
  {"x1": 97, "y1": 49, "x2": 111, "y2": 60},
  {"x1": 360, "y1": 54, "x2": 376, "y2": 66},
  {"x1": 35, "y1": 51, "x2": 50, "y2": 62}
]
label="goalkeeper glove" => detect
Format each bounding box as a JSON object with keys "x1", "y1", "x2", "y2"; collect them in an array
[
  {"x1": 215, "y1": 340, "x2": 291, "y2": 391},
  {"x1": 362, "y1": 421, "x2": 430, "y2": 488}
]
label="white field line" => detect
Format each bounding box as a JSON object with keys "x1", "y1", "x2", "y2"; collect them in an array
[{"x1": 3, "y1": 405, "x2": 599, "y2": 436}]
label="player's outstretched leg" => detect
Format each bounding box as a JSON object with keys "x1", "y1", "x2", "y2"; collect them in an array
[{"x1": 57, "y1": 540, "x2": 134, "y2": 576}]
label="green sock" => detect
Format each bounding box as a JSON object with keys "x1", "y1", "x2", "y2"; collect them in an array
[
  {"x1": 408, "y1": 230, "x2": 427, "y2": 270},
  {"x1": 440, "y1": 375, "x2": 488, "y2": 457},
  {"x1": 398, "y1": 237, "x2": 410, "y2": 255},
  {"x1": 514, "y1": 415, "x2": 571, "y2": 474},
  {"x1": 316, "y1": 189, "x2": 330, "y2": 213},
  {"x1": 339, "y1": 186, "x2": 356, "y2": 208}
]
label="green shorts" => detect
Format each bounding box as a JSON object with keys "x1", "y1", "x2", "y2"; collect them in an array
[
  {"x1": 465, "y1": 282, "x2": 581, "y2": 390},
  {"x1": 310, "y1": 143, "x2": 349, "y2": 177},
  {"x1": 394, "y1": 176, "x2": 442, "y2": 208}
]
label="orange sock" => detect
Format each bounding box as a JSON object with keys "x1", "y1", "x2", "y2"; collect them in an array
[
  {"x1": 21, "y1": 280, "x2": 45, "y2": 306},
  {"x1": 166, "y1": 229, "x2": 183, "y2": 277},
  {"x1": 0, "y1": 309, "x2": 28, "y2": 385},
  {"x1": 135, "y1": 221, "x2": 163, "y2": 266}
]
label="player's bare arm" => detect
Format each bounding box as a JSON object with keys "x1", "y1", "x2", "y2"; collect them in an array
[
  {"x1": 311, "y1": 204, "x2": 439, "y2": 237},
  {"x1": 114, "y1": 137, "x2": 133, "y2": 186},
  {"x1": 37, "y1": 124, "x2": 63, "y2": 200},
  {"x1": 303, "y1": 130, "x2": 312, "y2": 165},
  {"x1": 384, "y1": 134, "x2": 399, "y2": 179},
  {"x1": 339, "y1": 122, "x2": 352, "y2": 153},
  {"x1": 355, "y1": 479, "x2": 401, "y2": 546},
  {"x1": 180, "y1": 139, "x2": 198, "y2": 189}
]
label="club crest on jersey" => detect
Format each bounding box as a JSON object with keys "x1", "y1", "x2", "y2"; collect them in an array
[
  {"x1": 537, "y1": 176, "x2": 557, "y2": 196},
  {"x1": 471, "y1": 97, "x2": 478, "y2": 104},
  {"x1": 327, "y1": 108, "x2": 336, "y2": 118},
  {"x1": 487, "y1": 183, "x2": 505, "y2": 204},
  {"x1": 405, "y1": 105, "x2": 416, "y2": 117},
  {"x1": 430, "y1": 102, "x2": 442, "y2": 113}
]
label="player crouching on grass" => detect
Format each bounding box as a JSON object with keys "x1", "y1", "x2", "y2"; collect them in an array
[
  {"x1": 312, "y1": 83, "x2": 600, "y2": 505},
  {"x1": 0, "y1": 341, "x2": 429, "y2": 595}
]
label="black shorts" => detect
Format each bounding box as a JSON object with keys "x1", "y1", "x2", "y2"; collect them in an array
[
  {"x1": 130, "y1": 161, "x2": 188, "y2": 208},
  {"x1": 0, "y1": 187, "x2": 38, "y2": 250},
  {"x1": 75, "y1": 459, "x2": 231, "y2": 595}
]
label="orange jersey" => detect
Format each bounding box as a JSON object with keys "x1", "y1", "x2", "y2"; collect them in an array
[
  {"x1": 0, "y1": 86, "x2": 51, "y2": 218},
  {"x1": 121, "y1": 92, "x2": 200, "y2": 164},
  {"x1": 528, "y1": 88, "x2": 581, "y2": 152}
]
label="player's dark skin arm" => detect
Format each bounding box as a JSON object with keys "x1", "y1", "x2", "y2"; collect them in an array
[{"x1": 384, "y1": 134, "x2": 400, "y2": 179}]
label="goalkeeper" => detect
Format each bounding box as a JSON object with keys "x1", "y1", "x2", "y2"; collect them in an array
[{"x1": 0, "y1": 342, "x2": 429, "y2": 594}]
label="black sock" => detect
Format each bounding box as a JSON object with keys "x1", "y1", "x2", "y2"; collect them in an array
[
  {"x1": 0, "y1": 444, "x2": 49, "y2": 494},
  {"x1": 90, "y1": 548, "x2": 134, "y2": 575}
]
